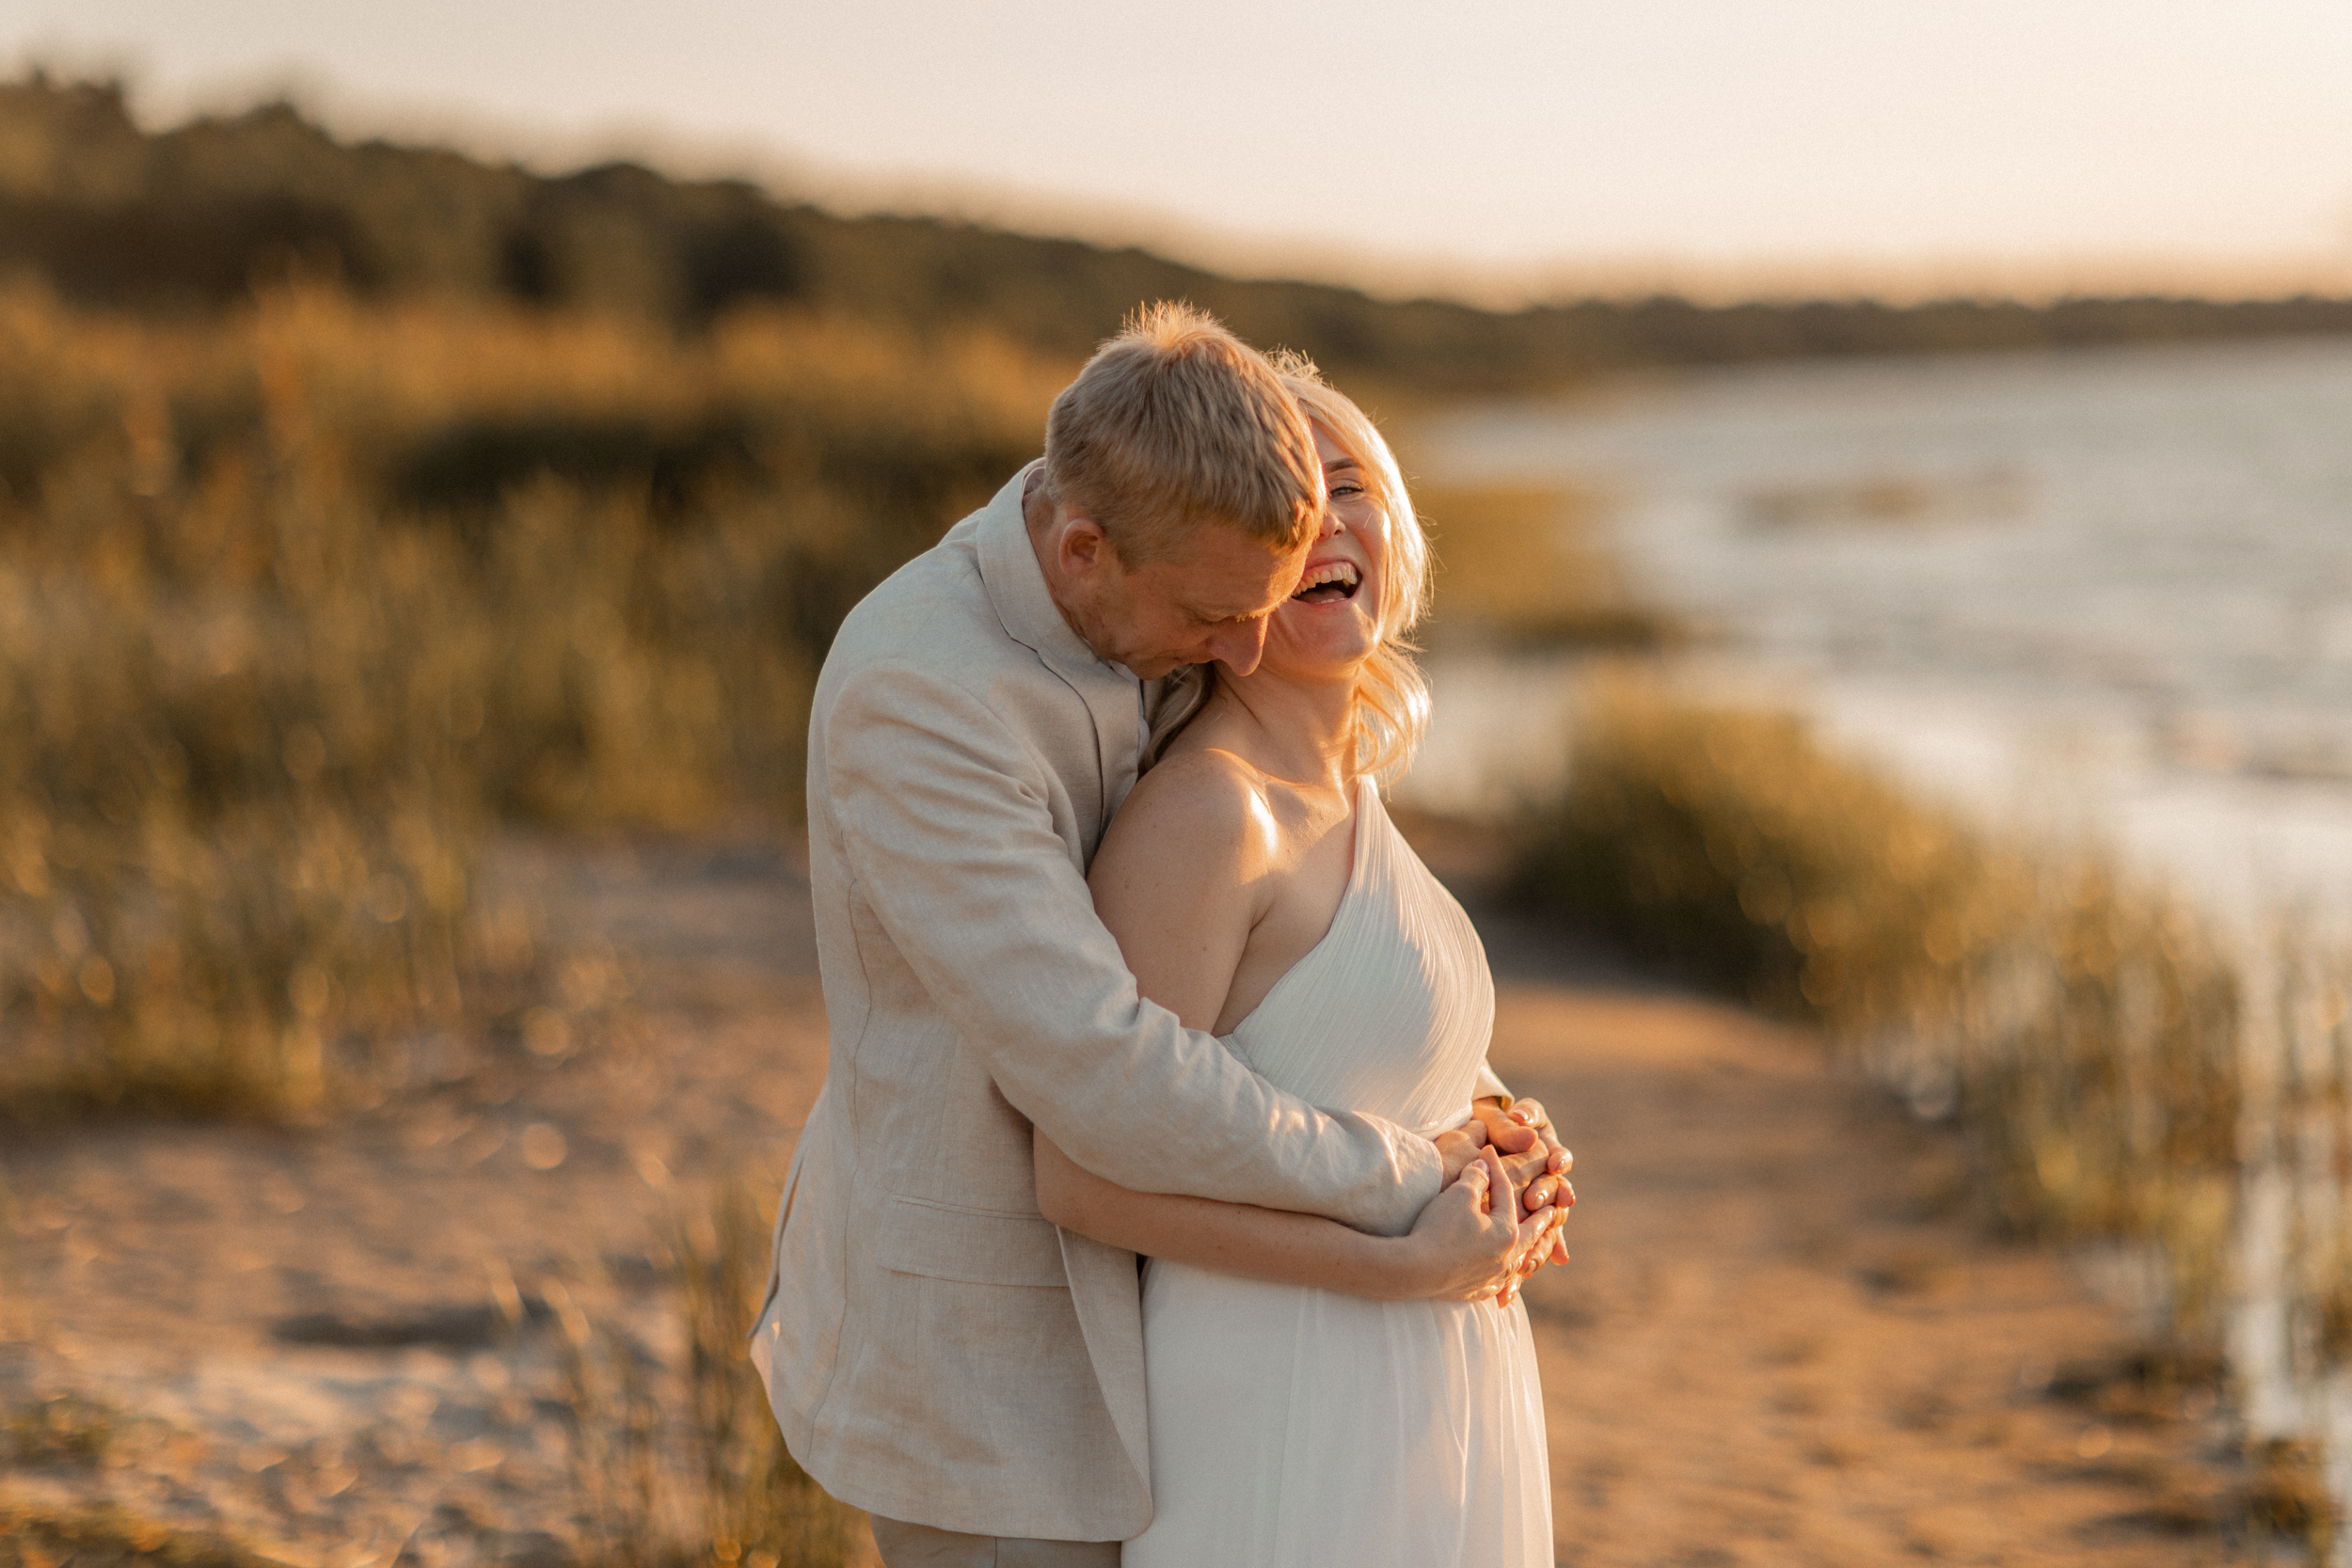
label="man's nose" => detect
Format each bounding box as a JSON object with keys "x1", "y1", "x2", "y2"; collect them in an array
[{"x1": 1211, "y1": 615, "x2": 1271, "y2": 677}]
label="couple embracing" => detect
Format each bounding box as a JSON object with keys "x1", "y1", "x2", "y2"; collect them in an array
[{"x1": 754, "y1": 303, "x2": 1573, "y2": 1567}]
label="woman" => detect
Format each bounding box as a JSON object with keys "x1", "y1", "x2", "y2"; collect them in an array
[{"x1": 1035, "y1": 361, "x2": 1564, "y2": 1565}]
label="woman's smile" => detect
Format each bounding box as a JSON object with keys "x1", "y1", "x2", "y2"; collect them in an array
[
  {"x1": 1269, "y1": 542, "x2": 1377, "y2": 655},
  {"x1": 1291, "y1": 558, "x2": 1363, "y2": 604}
]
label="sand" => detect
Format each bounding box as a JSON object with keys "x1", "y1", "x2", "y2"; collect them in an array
[{"x1": 0, "y1": 831, "x2": 2277, "y2": 1566}]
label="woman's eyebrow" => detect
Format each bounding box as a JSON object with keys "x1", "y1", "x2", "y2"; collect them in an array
[{"x1": 1324, "y1": 457, "x2": 1361, "y2": 474}]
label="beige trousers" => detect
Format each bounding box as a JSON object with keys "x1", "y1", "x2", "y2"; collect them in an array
[{"x1": 868, "y1": 1514, "x2": 1120, "y2": 1568}]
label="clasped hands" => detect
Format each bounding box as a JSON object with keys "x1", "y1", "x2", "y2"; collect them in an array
[{"x1": 1418, "y1": 1098, "x2": 1573, "y2": 1308}]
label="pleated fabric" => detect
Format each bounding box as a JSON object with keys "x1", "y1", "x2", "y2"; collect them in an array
[{"x1": 1123, "y1": 779, "x2": 1551, "y2": 1568}]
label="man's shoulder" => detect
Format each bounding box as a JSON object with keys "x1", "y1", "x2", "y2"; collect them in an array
[{"x1": 821, "y1": 523, "x2": 1021, "y2": 690}]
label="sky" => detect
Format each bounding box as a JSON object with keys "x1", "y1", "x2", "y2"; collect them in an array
[{"x1": 11, "y1": 0, "x2": 2352, "y2": 302}]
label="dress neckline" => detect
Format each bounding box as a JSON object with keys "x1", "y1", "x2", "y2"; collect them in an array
[{"x1": 1218, "y1": 776, "x2": 1377, "y2": 1042}]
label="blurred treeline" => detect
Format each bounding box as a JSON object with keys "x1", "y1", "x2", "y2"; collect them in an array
[{"x1": 8, "y1": 74, "x2": 2352, "y2": 397}]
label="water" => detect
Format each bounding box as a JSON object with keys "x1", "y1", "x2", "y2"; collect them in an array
[
  {"x1": 1406, "y1": 333, "x2": 2352, "y2": 927},
  {"x1": 1401, "y1": 333, "x2": 2352, "y2": 1528}
]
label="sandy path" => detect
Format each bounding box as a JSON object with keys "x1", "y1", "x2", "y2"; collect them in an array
[
  {"x1": 0, "y1": 832, "x2": 2264, "y2": 1566},
  {"x1": 1489, "y1": 977, "x2": 2249, "y2": 1565}
]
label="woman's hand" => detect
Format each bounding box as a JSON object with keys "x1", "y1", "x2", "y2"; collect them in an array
[
  {"x1": 1470, "y1": 1098, "x2": 1573, "y2": 1274},
  {"x1": 1403, "y1": 1147, "x2": 1527, "y2": 1301},
  {"x1": 1470, "y1": 1099, "x2": 1571, "y2": 1200}
]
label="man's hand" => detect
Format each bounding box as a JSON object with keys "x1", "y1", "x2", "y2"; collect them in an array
[
  {"x1": 1404, "y1": 1147, "x2": 1527, "y2": 1302},
  {"x1": 1498, "y1": 1204, "x2": 1572, "y2": 1307},
  {"x1": 1433, "y1": 1118, "x2": 1493, "y2": 1186}
]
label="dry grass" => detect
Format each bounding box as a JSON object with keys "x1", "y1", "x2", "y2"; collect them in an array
[
  {"x1": 2245, "y1": 1437, "x2": 2339, "y2": 1564},
  {"x1": 2258, "y1": 931, "x2": 2352, "y2": 1387},
  {"x1": 1513, "y1": 667, "x2": 2245, "y2": 1337},
  {"x1": 544, "y1": 1180, "x2": 868, "y2": 1568},
  {"x1": 676, "y1": 1181, "x2": 869, "y2": 1568},
  {"x1": 0, "y1": 1501, "x2": 279, "y2": 1568},
  {"x1": 2, "y1": 1389, "x2": 120, "y2": 1466},
  {"x1": 1414, "y1": 482, "x2": 1678, "y2": 650},
  {"x1": 0, "y1": 282, "x2": 1059, "y2": 1121}
]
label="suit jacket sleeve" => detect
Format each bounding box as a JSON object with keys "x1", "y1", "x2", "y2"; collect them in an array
[{"x1": 826, "y1": 661, "x2": 1444, "y2": 1238}]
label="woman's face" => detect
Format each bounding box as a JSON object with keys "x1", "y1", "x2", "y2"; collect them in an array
[{"x1": 1248, "y1": 420, "x2": 1386, "y2": 684}]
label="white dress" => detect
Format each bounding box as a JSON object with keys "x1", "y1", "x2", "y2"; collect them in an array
[{"x1": 1122, "y1": 779, "x2": 1552, "y2": 1567}]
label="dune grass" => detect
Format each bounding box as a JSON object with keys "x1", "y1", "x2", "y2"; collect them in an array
[
  {"x1": 1513, "y1": 667, "x2": 2248, "y2": 1338},
  {"x1": 1511, "y1": 667, "x2": 2352, "y2": 1491},
  {"x1": 0, "y1": 282, "x2": 1060, "y2": 1121},
  {"x1": 0, "y1": 1501, "x2": 280, "y2": 1568},
  {"x1": 1505, "y1": 664, "x2": 2352, "y2": 1552},
  {"x1": 543, "y1": 1179, "x2": 868, "y2": 1568},
  {"x1": 675, "y1": 1180, "x2": 869, "y2": 1568},
  {"x1": 2254, "y1": 931, "x2": 2352, "y2": 1390}
]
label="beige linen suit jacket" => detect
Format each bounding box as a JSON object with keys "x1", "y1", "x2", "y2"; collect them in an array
[{"x1": 753, "y1": 466, "x2": 1491, "y2": 1543}]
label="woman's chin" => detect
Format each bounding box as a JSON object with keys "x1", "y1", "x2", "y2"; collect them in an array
[{"x1": 1260, "y1": 616, "x2": 1378, "y2": 680}]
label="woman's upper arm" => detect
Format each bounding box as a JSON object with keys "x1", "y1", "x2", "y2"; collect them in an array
[{"x1": 1088, "y1": 753, "x2": 1270, "y2": 1031}]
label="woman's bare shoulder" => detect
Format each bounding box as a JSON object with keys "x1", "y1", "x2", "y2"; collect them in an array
[{"x1": 1094, "y1": 746, "x2": 1275, "y2": 882}]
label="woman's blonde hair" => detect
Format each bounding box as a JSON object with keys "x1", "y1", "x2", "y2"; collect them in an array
[{"x1": 1146, "y1": 356, "x2": 1434, "y2": 784}]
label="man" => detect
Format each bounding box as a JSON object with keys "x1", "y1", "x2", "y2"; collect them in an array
[{"x1": 754, "y1": 303, "x2": 1563, "y2": 1567}]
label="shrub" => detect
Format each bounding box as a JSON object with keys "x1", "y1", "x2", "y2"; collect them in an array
[{"x1": 1515, "y1": 668, "x2": 2243, "y2": 1334}]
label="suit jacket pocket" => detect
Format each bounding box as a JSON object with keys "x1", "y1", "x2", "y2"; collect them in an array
[{"x1": 876, "y1": 1195, "x2": 1069, "y2": 1288}]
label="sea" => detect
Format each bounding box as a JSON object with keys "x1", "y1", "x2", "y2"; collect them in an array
[
  {"x1": 1398, "y1": 332, "x2": 2352, "y2": 1532},
  {"x1": 1403, "y1": 332, "x2": 2352, "y2": 930}
]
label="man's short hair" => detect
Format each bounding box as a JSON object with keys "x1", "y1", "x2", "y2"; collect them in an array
[{"x1": 1041, "y1": 301, "x2": 1323, "y2": 564}]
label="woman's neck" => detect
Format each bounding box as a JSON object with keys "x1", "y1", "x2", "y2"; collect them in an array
[{"x1": 1198, "y1": 663, "x2": 1359, "y2": 791}]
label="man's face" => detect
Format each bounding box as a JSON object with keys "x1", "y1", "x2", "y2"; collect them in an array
[{"x1": 1059, "y1": 518, "x2": 1312, "y2": 681}]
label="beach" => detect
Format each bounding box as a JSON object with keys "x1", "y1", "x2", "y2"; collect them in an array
[{"x1": 0, "y1": 828, "x2": 2274, "y2": 1566}]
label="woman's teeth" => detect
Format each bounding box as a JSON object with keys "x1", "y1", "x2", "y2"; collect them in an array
[{"x1": 1291, "y1": 562, "x2": 1361, "y2": 602}]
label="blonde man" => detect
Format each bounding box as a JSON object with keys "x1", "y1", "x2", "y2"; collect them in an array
[{"x1": 754, "y1": 304, "x2": 1560, "y2": 1568}]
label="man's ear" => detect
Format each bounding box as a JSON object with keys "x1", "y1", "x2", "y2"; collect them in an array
[{"x1": 1055, "y1": 514, "x2": 1113, "y2": 578}]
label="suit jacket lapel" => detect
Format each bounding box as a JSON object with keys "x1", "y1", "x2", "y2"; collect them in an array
[{"x1": 977, "y1": 466, "x2": 1143, "y2": 854}]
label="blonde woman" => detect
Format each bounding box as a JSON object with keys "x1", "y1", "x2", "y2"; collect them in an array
[{"x1": 1037, "y1": 362, "x2": 1565, "y2": 1565}]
